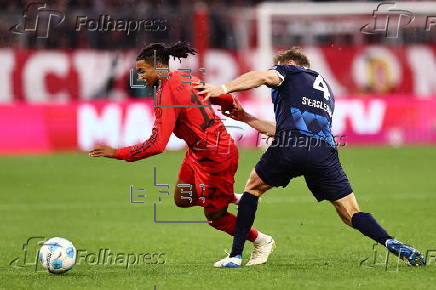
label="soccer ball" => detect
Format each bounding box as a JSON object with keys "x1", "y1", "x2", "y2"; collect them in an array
[{"x1": 39, "y1": 237, "x2": 76, "y2": 274}]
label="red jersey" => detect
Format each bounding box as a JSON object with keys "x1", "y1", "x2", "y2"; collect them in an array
[{"x1": 114, "y1": 71, "x2": 236, "y2": 163}]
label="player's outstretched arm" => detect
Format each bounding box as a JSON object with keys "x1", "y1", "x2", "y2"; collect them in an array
[
  {"x1": 89, "y1": 105, "x2": 178, "y2": 162},
  {"x1": 194, "y1": 70, "x2": 282, "y2": 99},
  {"x1": 222, "y1": 97, "x2": 276, "y2": 137}
]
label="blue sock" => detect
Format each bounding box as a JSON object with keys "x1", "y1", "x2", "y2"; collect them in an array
[
  {"x1": 351, "y1": 212, "x2": 393, "y2": 245},
  {"x1": 229, "y1": 192, "x2": 259, "y2": 257}
]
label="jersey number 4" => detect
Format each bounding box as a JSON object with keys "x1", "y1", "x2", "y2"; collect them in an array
[{"x1": 313, "y1": 75, "x2": 330, "y2": 100}]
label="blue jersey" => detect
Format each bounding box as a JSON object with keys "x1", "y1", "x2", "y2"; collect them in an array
[{"x1": 270, "y1": 65, "x2": 335, "y2": 146}]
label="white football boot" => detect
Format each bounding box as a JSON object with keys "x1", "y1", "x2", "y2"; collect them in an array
[
  {"x1": 213, "y1": 254, "x2": 242, "y2": 268},
  {"x1": 246, "y1": 236, "x2": 276, "y2": 266}
]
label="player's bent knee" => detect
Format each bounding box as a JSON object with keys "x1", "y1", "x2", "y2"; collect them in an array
[
  {"x1": 174, "y1": 198, "x2": 192, "y2": 208},
  {"x1": 174, "y1": 179, "x2": 198, "y2": 208},
  {"x1": 174, "y1": 190, "x2": 194, "y2": 208},
  {"x1": 333, "y1": 206, "x2": 350, "y2": 225},
  {"x1": 244, "y1": 169, "x2": 271, "y2": 196},
  {"x1": 342, "y1": 208, "x2": 360, "y2": 226},
  {"x1": 332, "y1": 202, "x2": 359, "y2": 227},
  {"x1": 342, "y1": 212, "x2": 354, "y2": 226},
  {"x1": 344, "y1": 205, "x2": 360, "y2": 224},
  {"x1": 331, "y1": 193, "x2": 360, "y2": 224}
]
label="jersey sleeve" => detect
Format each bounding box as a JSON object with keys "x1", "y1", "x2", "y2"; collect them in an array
[
  {"x1": 114, "y1": 91, "x2": 179, "y2": 162},
  {"x1": 269, "y1": 65, "x2": 307, "y2": 87},
  {"x1": 209, "y1": 94, "x2": 234, "y2": 110},
  {"x1": 269, "y1": 65, "x2": 286, "y2": 87}
]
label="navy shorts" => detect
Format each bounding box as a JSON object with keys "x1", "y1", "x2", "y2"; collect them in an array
[{"x1": 255, "y1": 134, "x2": 353, "y2": 202}]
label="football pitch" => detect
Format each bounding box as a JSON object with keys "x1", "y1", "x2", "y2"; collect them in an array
[{"x1": 1, "y1": 147, "x2": 435, "y2": 289}]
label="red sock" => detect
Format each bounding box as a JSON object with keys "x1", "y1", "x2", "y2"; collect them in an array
[{"x1": 209, "y1": 212, "x2": 258, "y2": 242}]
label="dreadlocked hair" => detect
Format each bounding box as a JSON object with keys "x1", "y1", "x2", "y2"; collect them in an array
[{"x1": 136, "y1": 41, "x2": 197, "y2": 65}]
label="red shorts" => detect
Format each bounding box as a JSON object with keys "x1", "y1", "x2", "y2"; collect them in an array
[{"x1": 177, "y1": 149, "x2": 238, "y2": 213}]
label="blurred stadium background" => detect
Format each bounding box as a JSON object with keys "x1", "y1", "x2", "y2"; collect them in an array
[
  {"x1": 0, "y1": 0, "x2": 435, "y2": 154},
  {"x1": 1, "y1": 1, "x2": 436, "y2": 288}
]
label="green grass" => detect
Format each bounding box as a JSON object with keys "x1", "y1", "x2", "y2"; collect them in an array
[{"x1": 1, "y1": 147, "x2": 436, "y2": 289}]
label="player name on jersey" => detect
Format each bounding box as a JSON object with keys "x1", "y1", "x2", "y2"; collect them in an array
[{"x1": 302, "y1": 97, "x2": 333, "y2": 118}]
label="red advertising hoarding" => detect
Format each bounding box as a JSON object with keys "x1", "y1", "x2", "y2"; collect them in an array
[{"x1": 1, "y1": 97, "x2": 435, "y2": 155}]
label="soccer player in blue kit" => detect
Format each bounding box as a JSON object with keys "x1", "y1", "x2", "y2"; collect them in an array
[{"x1": 195, "y1": 47, "x2": 426, "y2": 268}]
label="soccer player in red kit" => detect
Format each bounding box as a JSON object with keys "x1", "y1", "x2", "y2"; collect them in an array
[{"x1": 89, "y1": 42, "x2": 274, "y2": 266}]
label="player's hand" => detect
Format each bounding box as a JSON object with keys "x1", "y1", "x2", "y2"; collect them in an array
[
  {"x1": 221, "y1": 97, "x2": 250, "y2": 122},
  {"x1": 88, "y1": 145, "x2": 116, "y2": 158},
  {"x1": 193, "y1": 81, "x2": 225, "y2": 100}
]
